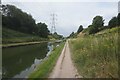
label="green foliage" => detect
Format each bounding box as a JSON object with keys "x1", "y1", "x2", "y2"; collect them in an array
[
  {"x1": 2, "y1": 4, "x2": 50, "y2": 38},
  {"x1": 29, "y1": 42, "x2": 65, "y2": 78},
  {"x1": 82, "y1": 28, "x2": 90, "y2": 35},
  {"x1": 89, "y1": 16, "x2": 104, "y2": 34},
  {"x1": 108, "y1": 13, "x2": 120, "y2": 27},
  {"x1": 36, "y1": 22, "x2": 49, "y2": 38},
  {"x1": 117, "y1": 13, "x2": 120, "y2": 26},
  {"x1": 77, "y1": 25, "x2": 83, "y2": 34},
  {"x1": 81, "y1": 14, "x2": 119, "y2": 35},
  {"x1": 108, "y1": 17, "x2": 117, "y2": 28},
  {"x1": 70, "y1": 32, "x2": 75, "y2": 37},
  {"x1": 69, "y1": 27, "x2": 119, "y2": 78},
  {"x1": 92, "y1": 16, "x2": 104, "y2": 28},
  {"x1": 2, "y1": 27, "x2": 47, "y2": 44},
  {"x1": 68, "y1": 32, "x2": 77, "y2": 38},
  {"x1": 2, "y1": 5, "x2": 36, "y2": 34},
  {"x1": 51, "y1": 32, "x2": 63, "y2": 39},
  {"x1": 88, "y1": 25, "x2": 95, "y2": 34}
]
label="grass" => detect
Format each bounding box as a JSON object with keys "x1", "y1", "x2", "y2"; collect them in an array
[
  {"x1": 2, "y1": 27, "x2": 48, "y2": 44},
  {"x1": 28, "y1": 42, "x2": 65, "y2": 79},
  {"x1": 69, "y1": 27, "x2": 119, "y2": 78}
]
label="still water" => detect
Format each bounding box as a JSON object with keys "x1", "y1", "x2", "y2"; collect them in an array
[{"x1": 2, "y1": 42, "x2": 53, "y2": 78}]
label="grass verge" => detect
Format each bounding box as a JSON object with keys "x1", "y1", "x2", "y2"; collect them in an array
[
  {"x1": 28, "y1": 42, "x2": 65, "y2": 79},
  {"x1": 69, "y1": 27, "x2": 119, "y2": 78},
  {"x1": 2, "y1": 27, "x2": 48, "y2": 44}
]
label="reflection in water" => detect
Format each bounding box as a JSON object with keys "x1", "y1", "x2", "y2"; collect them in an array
[
  {"x1": 47, "y1": 42, "x2": 53, "y2": 56},
  {"x1": 2, "y1": 42, "x2": 52, "y2": 78},
  {"x1": 14, "y1": 58, "x2": 42, "y2": 78}
]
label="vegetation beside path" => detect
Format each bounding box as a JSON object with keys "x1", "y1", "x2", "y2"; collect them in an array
[
  {"x1": 2, "y1": 27, "x2": 48, "y2": 44},
  {"x1": 69, "y1": 27, "x2": 119, "y2": 78},
  {"x1": 28, "y1": 42, "x2": 65, "y2": 78}
]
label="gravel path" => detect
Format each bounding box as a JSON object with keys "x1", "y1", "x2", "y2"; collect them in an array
[{"x1": 49, "y1": 40, "x2": 81, "y2": 78}]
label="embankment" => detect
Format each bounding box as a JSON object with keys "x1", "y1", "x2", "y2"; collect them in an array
[
  {"x1": 69, "y1": 27, "x2": 119, "y2": 78},
  {"x1": 2, "y1": 27, "x2": 48, "y2": 48}
]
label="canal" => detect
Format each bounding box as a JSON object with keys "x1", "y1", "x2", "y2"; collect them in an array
[{"x1": 2, "y1": 42, "x2": 55, "y2": 78}]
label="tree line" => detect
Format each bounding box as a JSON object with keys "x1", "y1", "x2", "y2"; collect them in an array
[
  {"x1": 69, "y1": 13, "x2": 120, "y2": 37},
  {"x1": 88, "y1": 13, "x2": 120, "y2": 34},
  {"x1": 2, "y1": 4, "x2": 50, "y2": 38}
]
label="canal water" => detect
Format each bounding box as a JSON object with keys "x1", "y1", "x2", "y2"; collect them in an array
[{"x1": 2, "y1": 42, "x2": 54, "y2": 78}]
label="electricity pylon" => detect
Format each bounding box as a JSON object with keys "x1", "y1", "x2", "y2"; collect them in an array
[{"x1": 50, "y1": 13, "x2": 57, "y2": 34}]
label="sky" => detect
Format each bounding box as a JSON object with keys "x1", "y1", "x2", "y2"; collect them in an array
[{"x1": 2, "y1": 0, "x2": 119, "y2": 36}]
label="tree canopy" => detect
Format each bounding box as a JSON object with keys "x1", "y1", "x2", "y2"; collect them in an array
[
  {"x1": 77, "y1": 25, "x2": 83, "y2": 34},
  {"x1": 2, "y1": 4, "x2": 50, "y2": 38},
  {"x1": 108, "y1": 17, "x2": 117, "y2": 28},
  {"x1": 107, "y1": 13, "x2": 120, "y2": 28},
  {"x1": 89, "y1": 16, "x2": 104, "y2": 34},
  {"x1": 117, "y1": 13, "x2": 120, "y2": 26},
  {"x1": 2, "y1": 5, "x2": 36, "y2": 34},
  {"x1": 52, "y1": 32, "x2": 63, "y2": 39},
  {"x1": 36, "y1": 22, "x2": 49, "y2": 38}
]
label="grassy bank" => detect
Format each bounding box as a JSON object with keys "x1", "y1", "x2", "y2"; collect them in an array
[
  {"x1": 2, "y1": 41, "x2": 48, "y2": 48},
  {"x1": 28, "y1": 42, "x2": 65, "y2": 78},
  {"x1": 2, "y1": 27, "x2": 48, "y2": 44},
  {"x1": 69, "y1": 27, "x2": 119, "y2": 78}
]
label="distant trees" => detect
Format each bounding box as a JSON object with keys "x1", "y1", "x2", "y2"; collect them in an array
[
  {"x1": 69, "y1": 32, "x2": 74, "y2": 37},
  {"x1": 2, "y1": 4, "x2": 36, "y2": 34},
  {"x1": 2, "y1": 4, "x2": 50, "y2": 38},
  {"x1": 77, "y1": 25, "x2": 83, "y2": 34},
  {"x1": 92, "y1": 16, "x2": 104, "y2": 29},
  {"x1": 68, "y1": 25, "x2": 83, "y2": 38},
  {"x1": 89, "y1": 16, "x2": 104, "y2": 34},
  {"x1": 108, "y1": 17, "x2": 117, "y2": 28},
  {"x1": 74, "y1": 13, "x2": 120, "y2": 36},
  {"x1": 87, "y1": 14, "x2": 120, "y2": 34},
  {"x1": 52, "y1": 32, "x2": 63, "y2": 39},
  {"x1": 117, "y1": 13, "x2": 120, "y2": 26},
  {"x1": 68, "y1": 32, "x2": 77, "y2": 38},
  {"x1": 108, "y1": 13, "x2": 120, "y2": 28},
  {"x1": 87, "y1": 13, "x2": 120, "y2": 34},
  {"x1": 36, "y1": 22, "x2": 49, "y2": 38}
]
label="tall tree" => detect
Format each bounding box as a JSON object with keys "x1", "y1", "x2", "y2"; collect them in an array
[
  {"x1": 77, "y1": 25, "x2": 83, "y2": 34},
  {"x1": 108, "y1": 17, "x2": 117, "y2": 28},
  {"x1": 117, "y1": 13, "x2": 120, "y2": 26},
  {"x1": 2, "y1": 4, "x2": 36, "y2": 34},
  {"x1": 89, "y1": 16, "x2": 104, "y2": 34},
  {"x1": 37, "y1": 22, "x2": 49, "y2": 38}
]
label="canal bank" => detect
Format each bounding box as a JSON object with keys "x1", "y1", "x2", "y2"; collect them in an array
[
  {"x1": 2, "y1": 40, "x2": 62, "y2": 48},
  {"x1": 28, "y1": 42, "x2": 65, "y2": 78},
  {"x1": 2, "y1": 41, "x2": 48, "y2": 48}
]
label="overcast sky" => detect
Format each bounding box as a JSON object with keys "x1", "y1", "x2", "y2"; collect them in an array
[{"x1": 2, "y1": 0, "x2": 118, "y2": 36}]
